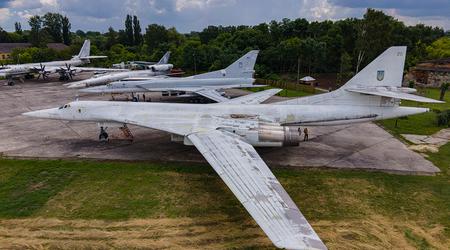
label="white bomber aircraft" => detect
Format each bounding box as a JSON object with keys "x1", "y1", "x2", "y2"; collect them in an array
[
  {"x1": 23, "y1": 47, "x2": 443, "y2": 250},
  {"x1": 65, "y1": 52, "x2": 173, "y2": 89},
  {"x1": 0, "y1": 40, "x2": 120, "y2": 84},
  {"x1": 78, "y1": 50, "x2": 263, "y2": 102}
]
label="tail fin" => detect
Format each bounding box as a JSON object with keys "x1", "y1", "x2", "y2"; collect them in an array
[
  {"x1": 276, "y1": 46, "x2": 441, "y2": 105},
  {"x1": 78, "y1": 40, "x2": 90, "y2": 58},
  {"x1": 157, "y1": 52, "x2": 171, "y2": 65},
  {"x1": 194, "y1": 50, "x2": 259, "y2": 79},
  {"x1": 342, "y1": 46, "x2": 406, "y2": 89}
]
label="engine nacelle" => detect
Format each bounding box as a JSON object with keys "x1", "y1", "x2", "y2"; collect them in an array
[
  {"x1": 257, "y1": 124, "x2": 301, "y2": 146},
  {"x1": 221, "y1": 123, "x2": 302, "y2": 147},
  {"x1": 149, "y1": 64, "x2": 173, "y2": 72}
]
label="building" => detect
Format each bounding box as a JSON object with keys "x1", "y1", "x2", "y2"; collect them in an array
[
  {"x1": 0, "y1": 43, "x2": 69, "y2": 60},
  {"x1": 404, "y1": 58, "x2": 450, "y2": 88}
]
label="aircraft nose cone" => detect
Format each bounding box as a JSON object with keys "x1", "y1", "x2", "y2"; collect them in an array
[
  {"x1": 67, "y1": 83, "x2": 84, "y2": 89},
  {"x1": 22, "y1": 108, "x2": 59, "y2": 119}
]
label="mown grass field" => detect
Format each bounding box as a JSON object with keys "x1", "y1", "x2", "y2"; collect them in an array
[{"x1": 0, "y1": 152, "x2": 449, "y2": 249}]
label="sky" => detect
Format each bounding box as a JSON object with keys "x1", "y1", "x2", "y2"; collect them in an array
[{"x1": 0, "y1": 0, "x2": 449, "y2": 33}]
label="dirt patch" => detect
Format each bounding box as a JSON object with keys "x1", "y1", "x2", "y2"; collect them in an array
[{"x1": 0, "y1": 216, "x2": 447, "y2": 249}]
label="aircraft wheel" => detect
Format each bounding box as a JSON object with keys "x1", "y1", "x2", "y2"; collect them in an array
[{"x1": 99, "y1": 127, "x2": 109, "y2": 141}]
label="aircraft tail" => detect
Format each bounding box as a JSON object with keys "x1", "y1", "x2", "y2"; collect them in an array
[
  {"x1": 75, "y1": 40, "x2": 107, "y2": 60},
  {"x1": 341, "y1": 46, "x2": 406, "y2": 89},
  {"x1": 157, "y1": 52, "x2": 171, "y2": 65},
  {"x1": 194, "y1": 50, "x2": 259, "y2": 79},
  {"x1": 276, "y1": 46, "x2": 442, "y2": 106},
  {"x1": 78, "y1": 40, "x2": 90, "y2": 58}
]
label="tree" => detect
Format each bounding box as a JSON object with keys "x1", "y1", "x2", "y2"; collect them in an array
[
  {"x1": 133, "y1": 15, "x2": 142, "y2": 45},
  {"x1": 144, "y1": 24, "x2": 168, "y2": 53},
  {"x1": 426, "y1": 37, "x2": 450, "y2": 59},
  {"x1": 125, "y1": 14, "x2": 134, "y2": 46},
  {"x1": 62, "y1": 16, "x2": 71, "y2": 45},
  {"x1": 43, "y1": 13, "x2": 63, "y2": 42},
  {"x1": 105, "y1": 27, "x2": 118, "y2": 50},
  {"x1": 29, "y1": 15, "x2": 43, "y2": 46},
  {"x1": 14, "y1": 22, "x2": 22, "y2": 34}
]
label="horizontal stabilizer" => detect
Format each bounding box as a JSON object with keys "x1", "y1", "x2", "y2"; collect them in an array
[{"x1": 346, "y1": 87, "x2": 444, "y2": 103}]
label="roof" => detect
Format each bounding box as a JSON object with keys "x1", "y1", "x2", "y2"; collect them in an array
[
  {"x1": 0, "y1": 43, "x2": 30, "y2": 53},
  {"x1": 412, "y1": 57, "x2": 450, "y2": 73},
  {"x1": 0, "y1": 43, "x2": 69, "y2": 53},
  {"x1": 300, "y1": 76, "x2": 316, "y2": 82}
]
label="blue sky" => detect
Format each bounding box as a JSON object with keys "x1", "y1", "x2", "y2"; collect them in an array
[{"x1": 0, "y1": 0, "x2": 448, "y2": 32}]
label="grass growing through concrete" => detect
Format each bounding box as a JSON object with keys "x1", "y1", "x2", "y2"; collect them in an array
[{"x1": 0, "y1": 155, "x2": 449, "y2": 249}]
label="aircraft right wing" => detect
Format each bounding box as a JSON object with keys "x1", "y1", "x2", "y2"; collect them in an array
[
  {"x1": 71, "y1": 67, "x2": 128, "y2": 73},
  {"x1": 195, "y1": 89, "x2": 230, "y2": 102},
  {"x1": 188, "y1": 130, "x2": 327, "y2": 250},
  {"x1": 220, "y1": 88, "x2": 282, "y2": 105}
]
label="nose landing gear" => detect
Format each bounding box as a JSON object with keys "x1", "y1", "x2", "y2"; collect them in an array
[{"x1": 99, "y1": 126, "x2": 109, "y2": 141}]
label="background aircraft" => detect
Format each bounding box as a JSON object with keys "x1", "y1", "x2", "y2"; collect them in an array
[
  {"x1": 0, "y1": 40, "x2": 122, "y2": 85},
  {"x1": 23, "y1": 47, "x2": 443, "y2": 250},
  {"x1": 65, "y1": 52, "x2": 173, "y2": 89},
  {"x1": 79, "y1": 50, "x2": 263, "y2": 102},
  {"x1": 112, "y1": 60, "x2": 159, "y2": 70}
]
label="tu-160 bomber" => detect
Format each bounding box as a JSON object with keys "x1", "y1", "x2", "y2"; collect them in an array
[
  {"x1": 0, "y1": 40, "x2": 125, "y2": 85},
  {"x1": 23, "y1": 47, "x2": 443, "y2": 250},
  {"x1": 78, "y1": 50, "x2": 264, "y2": 102},
  {"x1": 64, "y1": 52, "x2": 174, "y2": 89}
]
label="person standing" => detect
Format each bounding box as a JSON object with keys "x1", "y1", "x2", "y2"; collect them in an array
[{"x1": 303, "y1": 127, "x2": 309, "y2": 141}]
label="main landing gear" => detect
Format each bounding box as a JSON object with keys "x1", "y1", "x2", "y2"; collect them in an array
[
  {"x1": 98, "y1": 125, "x2": 134, "y2": 142},
  {"x1": 99, "y1": 126, "x2": 109, "y2": 141}
]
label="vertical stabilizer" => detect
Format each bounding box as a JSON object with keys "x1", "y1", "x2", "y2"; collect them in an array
[
  {"x1": 78, "y1": 40, "x2": 91, "y2": 58},
  {"x1": 342, "y1": 46, "x2": 406, "y2": 89},
  {"x1": 194, "y1": 50, "x2": 259, "y2": 79},
  {"x1": 157, "y1": 52, "x2": 171, "y2": 65}
]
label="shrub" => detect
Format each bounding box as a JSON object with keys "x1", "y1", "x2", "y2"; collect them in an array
[{"x1": 437, "y1": 110, "x2": 450, "y2": 127}]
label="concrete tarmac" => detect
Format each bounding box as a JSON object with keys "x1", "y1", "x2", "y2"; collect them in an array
[{"x1": 0, "y1": 77, "x2": 440, "y2": 175}]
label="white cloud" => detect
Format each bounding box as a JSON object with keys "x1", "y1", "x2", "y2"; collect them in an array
[
  {"x1": 0, "y1": 0, "x2": 448, "y2": 32},
  {"x1": 0, "y1": 8, "x2": 11, "y2": 22},
  {"x1": 174, "y1": 0, "x2": 235, "y2": 12}
]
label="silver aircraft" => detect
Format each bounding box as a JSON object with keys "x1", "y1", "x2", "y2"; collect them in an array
[
  {"x1": 0, "y1": 40, "x2": 119, "y2": 85},
  {"x1": 78, "y1": 50, "x2": 262, "y2": 102},
  {"x1": 65, "y1": 52, "x2": 173, "y2": 89},
  {"x1": 23, "y1": 47, "x2": 443, "y2": 250}
]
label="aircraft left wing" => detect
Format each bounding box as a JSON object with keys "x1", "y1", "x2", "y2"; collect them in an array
[{"x1": 188, "y1": 130, "x2": 327, "y2": 250}]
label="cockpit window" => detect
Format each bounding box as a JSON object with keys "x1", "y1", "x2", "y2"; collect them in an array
[{"x1": 58, "y1": 104, "x2": 71, "y2": 109}]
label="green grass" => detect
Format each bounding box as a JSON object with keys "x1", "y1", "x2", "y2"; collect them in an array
[
  {"x1": 0, "y1": 156, "x2": 449, "y2": 232},
  {"x1": 378, "y1": 88, "x2": 449, "y2": 136}
]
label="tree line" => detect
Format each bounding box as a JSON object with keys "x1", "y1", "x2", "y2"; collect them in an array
[{"x1": 0, "y1": 9, "x2": 448, "y2": 79}]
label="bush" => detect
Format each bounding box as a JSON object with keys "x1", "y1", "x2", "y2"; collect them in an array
[{"x1": 437, "y1": 110, "x2": 450, "y2": 127}]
